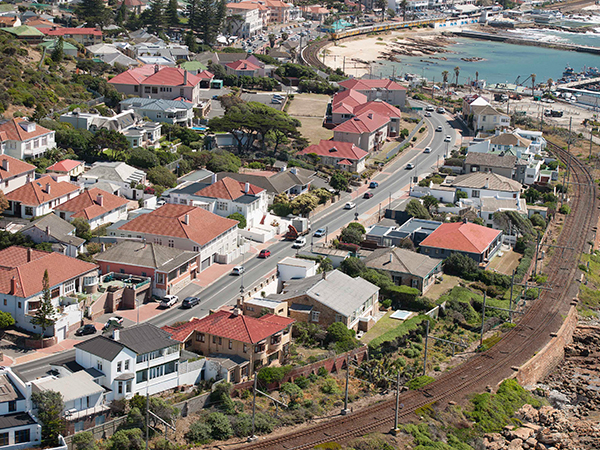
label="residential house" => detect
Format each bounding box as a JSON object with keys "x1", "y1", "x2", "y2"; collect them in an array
[
  {"x1": 211, "y1": 52, "x2": 250, "y2": 66},
  {"x1": 486, "y1": 132, "x2": 532, "y2": 157},
  {"x1": 224, "y1": 59, "x2": 261, "y2": 77},
  {"x1": 226, "y1": 3, "x2": 263, "y2": 37},
  {"x1": 133, "y1": 43, "x2": 189, "y2": 62},
  {"x1": 363, "y1": 247, "x2": 442, "y2": 295},
  {"x1": 20, "y1": 214, "x2": 86, "y2": 258},
  {"x1": 178, "y1": 61, "x2": 208, "y2": 75},
  {"x1": 297, "y1": 140, "x2": 368, "y2": 173},
  {"x1": 514, "y1": 128, "x2": 546, "y2": 154},
  {"x1": 330, "y1": 89, "x2": 368, "y2": 125},
  {"x1": 451, "y1": 172, "x2": 522, "y2": 205},
  {"x1": 109, "y1": 65, "x2": 214, "y2": 104},
  {"x1": 0, "y1": 119, "x2": 56, "y2": 159},
  {"x1": 353, "y1": 101, "x2": 402, "y2": 136},
  {"x1": 461, "y1": 94, "x2": 489, "y2": 117},
  {"x1": 42, "y1": 27, "x2": 102, "y2": 46},
  {"x1": 0, "y1": 367, "x2": 41, "y2": 449},
  {"x1": 0, "y1": 246, "x2": 99, "y2": 339},
  {"x1": 365, "y1": 217, "x2": 442, "y2": 247},
  {"x1": 162, "y1": 176, "x2": 268, "y2": 229},
  {"x1": 1, "y1": 25, "x2": 45, "y2": 42},
  {"x1": 80, "y1": 162, "x2": 146, "y2": 200},
  {"x1": 463, "y1": 152, "x2": 517, "y2": 179},
  {"x1": 121, "y1": 122, "x2": 162, "y2": 148},
  {"x1": 263, "y1": 0, "x2": 292, "y2": 23},
  {"x1": 471, "y1": 104, "x2": 510, "y2": 132},
  {"x1": 86, "y1": 43, "x2": 139, "y2": 67},
  {"x1": 119, "y1": 98, "x2": 195, "y2": 127},
  {"x1": 479, "y1": 197, "x2": 528, "y2": 228},
  {"x1": 6, "y1": 176, "x2": 81, "y2": 219},
  {"x1": 54, "y1": 188, "x2": 129, "y2": 230},
  {"x1": 268, "y1": 270, "x2": 379, "y2": 331},
  {"x1": 39, "y1": 39, "x2": 78, "y2": 57},
  {"x1": 95, "y1": 241, "x2": 200, "y2": 297},
  {"x1": 333, "y1": 110, "x2": 389, "y2": 152},
  {"x1": 0, "y1": 156, "x2": 35, "y2": 195},
  {"x1": 59, "y1": 110, "x2": 139, "y2": 133},
  {"x1": 419, "y1": 220, "x2": 503, "y2": 264},
  {"x1": 108, "y1": 204, "x2": 241, "y2": 267},
  {"x1": 0, "y1": 16, "x2": 21, "y2": 27},
  {"x1": 277, "y1": 257, "x2": 316, "y2": 285},
  {"x1": 46, "y1": 159, "x2": 85, "y2": 179},
  {"x1": 338, "y1": 78, "x2": 407, "y2": 107},
  {"x1": 240, "y1": 298, "x2": 288, "y2": 318},
  {"x1": 300, "y1": 5, "x2": 329, "y2": 21},
  {"x1": 162, "y1": 310, "x2": 295, "y2": 381},
  {"x1": 116, "y1": 0, "x2": 145, "y2": 14},
  {"x1": 74, "y1": 323, "x2": 203, "y2": 399}
]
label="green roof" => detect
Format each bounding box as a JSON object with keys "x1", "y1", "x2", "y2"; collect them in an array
[
  {"x1": 39, "y1": 39, "x2": 78, "y2": 51},
  {"x1": 179, "y1": 61, "x2": 207, "y2": 71},
  {"x1": 3, "y1": 26, "x2": 45, "y2": 37},
  {"x1": 0, "y1": 4, "x2": 16, "y2": 12}
]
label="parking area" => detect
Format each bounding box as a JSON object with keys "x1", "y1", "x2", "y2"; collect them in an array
[{"x1": 240, "y1": 92, "x2": 287, "y2": 111}]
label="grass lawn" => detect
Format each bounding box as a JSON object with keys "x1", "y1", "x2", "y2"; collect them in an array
[
  {"x1": 287, "y1": 93, "x2": 330, "y2": 117},
  {"x1": 425, "y1": 275, "x2": 461, "y2": 302},
  {"x1": 361, "y1": 310, "x2": 415, "y2": 344},
  {"x1": 488, "y1": 249, "x2": 522, "y2": 276},
  {"x1": 297, "y1": 117, "x2": 333, "y2": 145}
]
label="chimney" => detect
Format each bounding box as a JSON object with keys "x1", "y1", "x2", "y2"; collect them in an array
[
  {"x1": 389, "y1": 252, "x2": 393, "y2": 264},
  {"x1": 10, "y1": 277, "x2": 16, "y2": 295},
  {"x1": 154, "y1": 64, "x2": 159, "y2": 73},
  {"x1": 96, "y1": 193, "x2": 104, "y2": 207},
  {"x1": 27, "y1": 247, "x2": 32, "y2": 262},
  {"x1": 244, "y1": 182, "x2": 250, "y2": 194},
  {"x1": 463, "y1": 217, "x2": 468, "y2": 224},
  {"x1": 183, "y1": 214, "x2": 189, "y2": 225},
  {"x1": 322, "y1": 270, "x2": 327, "y2": 280},
  {"x1": 484, "y1": 178, "x2": 489, "y2": 189},
  {"x1": 290, "y1": 168, "x2": 297, "y2": 175},
  {"x1": 113, "y1": 329, "x2": 120, "y2": 341},
  {"x1": 232, "y1": 307, "x2": 241, "y2": 317},
  {"x1": 368, "y1": 113, "x2": 373, "y2": 119},
  {"x1": 211, "y1": 173, "x2": 217, "y2": 184},
  {"x1": 2, "y1": 159, "x2": 8, "y2": 172},
  {"x1": 45, "y1": 183, "x2": 51, "y2": 194},
  {"x1": 184, "y1": 70, "x2": 188, "y2": 85},
  {"x1": 45, "y1": 226, "x2": 50, "y2": 236}
]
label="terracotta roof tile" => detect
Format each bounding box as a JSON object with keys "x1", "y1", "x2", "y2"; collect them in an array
[
  {"x1": 194, "y1": 177, "x2": 264, "y2": 200},
  {"x1": 46, "y1": 159, "x2": 83, "y2": 173},
  {"x1": 6, "y1": 176, "x2": 80, "y2": 206},
  {"x1": 0, "y1": 155, "x2": 35, "y2": 180},
  {"x1": 339, "y1": 78, "x2": 407, "y2": 91},
  {"x1": 353, "y1": 100, "x2": 401, "y2": 119},
  {"x1": 0, "y1": 119, "x2": 53, "y2": 142},
  {"x1": 297, "y1": 140, "x2": 367, "y2": 161},
  {"x1": 225, "y1": 59, "x2": 260, "y2": 71},
  {"x1": 333, "y1": 110, "x2": 389, "y2": 134},
  {"x1": 419, "y1": 222, "x2": 501, "y2": 254},
  {"x1": 54, "y1": 188, "x2": 128, "y2": 220},
  {"x1": 43, "y1": 27, "x2": 102, "y2": 36}
]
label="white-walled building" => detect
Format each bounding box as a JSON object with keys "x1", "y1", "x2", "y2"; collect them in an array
[
  {"x1": 54, "y1": 188, "x2": 129, "y2": 230},
  {"x1": 333, "y1": 110, "x2": 390, "y2": 153},
  {"x1": 226, "y1": 2, "x2": 263, "y2": 37},
  {"x1": 0, "y1": 119, "x2": 56, "y2": 160},
  {"x1": 20, "y1": 214, "x2": 86, "y2": 258},
  {"x1": 0, "y1": 155, "x2": 35, "y2": 194}
]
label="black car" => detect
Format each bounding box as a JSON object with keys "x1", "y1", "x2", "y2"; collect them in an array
[
  {"x1": 75, "y1": 324, "x2": 97, "y2": 336},
  {"x1": 182, "y1": 297, "x2": 200, "y2": 309}
]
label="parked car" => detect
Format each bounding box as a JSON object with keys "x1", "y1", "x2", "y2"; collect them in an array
[
  {"x1": 424, "y1": 147, "x2": 432, "y2": 153},
  {"x1": 426, "y1": 105, "x2": 435, "y2": 111},
  {"x1": 444, "y1": 135, "x2": 452, "y2": 142},
  {"x1": 405, "y1": 163, "x2": 415, "y2": 169},
  {"x1": 314, "y1": 228, "x2": 326, "y2": 237},
  {"x1": 292, "y1": 237, "x2": 307, "y2": 248},
  {"x1": 160, "y1": 295, "x2": 179, "y2": 308},
  {"x1": 75, "y1": 324, "x2": 97, "y2": 336},
  {"x1": 102, "y1": 316, "x2": 124, "y2": 331},
  {"x1": 436, "y1": 126, "x2": 443, "y2": 132},
  {"x1": 182, "y1": 297, "x2": 200, "y2": 309},
  {"x1": 259, "y1": 249, "x2": 271, "y2": 258},
  {"x1": 425, "y1": 112, "x2": 432, "y2": 117},
  {"x1": 232, "y1": 265, "x2": 245, "y2": 275},
  {"x1": 437, "y1": 107, "x2": 446, "y2": 114},
  {"x1": 363, "y1": 192, "x2": 374, "y2": 199},
  {"x1": 369, "y1": 181, "x2": 379, "y2": 188},
  {"x1": 344, "y1": 202, "x2": 356, "y2": 209}
]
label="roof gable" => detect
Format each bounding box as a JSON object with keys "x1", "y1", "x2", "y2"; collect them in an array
[
  {"x1": 333, "y1": 110, "x2": 389, "y2": 134},
  {"x1": 194, "y1": 177, "x2": 263, "y2": 200},
  {"x1": 297, "y1": 140, "x2": 368, "y2": 161},
  {"x1": 54, "y1": 188, "x2": 128, "y2": 220},
  {"x1": 6, "y1": 176, "x2": 80, "y2": 206},
  {"x1": 419, "y1": 222, "x2": 501, "y2": 254}
]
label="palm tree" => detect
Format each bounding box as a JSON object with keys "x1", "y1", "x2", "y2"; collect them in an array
[
  {"x1": 475, "y1": 71, "x2": 479, "y2": 86},
  {"x1": 547, "y1": 78, "x2": 553, "y2": 97},
  {"x1": 442, "y1": 70, "x2": 449, "y2": 93},
  {"x1": 401, "y1": 0, "x2": 407, "y2": 21},
  {"x1": 454, "y1": 66, "x2": 460, "y2": 87},
  {"x1": 531, "y1": 73, "x2": 536, "y2": 98}
]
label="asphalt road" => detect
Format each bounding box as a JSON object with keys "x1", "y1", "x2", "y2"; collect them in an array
[{"x1": 13, "y1": 108, "x2": 456, "y2": 382}]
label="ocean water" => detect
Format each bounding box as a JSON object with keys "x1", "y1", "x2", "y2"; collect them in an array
[{"x1": 373, "y1": 36, "x2": 600, "y2": 85}]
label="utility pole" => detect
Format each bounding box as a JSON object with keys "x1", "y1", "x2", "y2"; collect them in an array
[
  {"x1": 393, "y1": 369, "x2": 401, "y2": 434},
  {"x1": 249, "y1": 374, "x2": 258, "y2": 442},
  {"x1": 509, "y1": 269, "x2": 515, "y2": 324},
  {"x1": 533, "y1": 231, "x2": 541, "y2": 279},
  {"x1": 479, "y1": 293, "x2": 487, "y2": 347},
  {"x1": 145, "y1": 393, "x2": 150, "y2": 450},
  {"x1": 422, "y1": 320, "x2": 429, "y2": 376},
  {"x1": 341, "y1": 354, "x2": 350, "y2": 415},
  {"x1": 590, "y1": 125, "x2": 594, "y2": 162}
]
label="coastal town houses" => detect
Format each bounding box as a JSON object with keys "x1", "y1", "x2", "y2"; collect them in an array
[
  {"x1": 0, "y1": 119, "x2": 56, "y2": 160},
  {"x1": 0, "y1": 246, "x2": 99, "y2": 340},
  {"x1": 163, "y1": 310, "x2": 295, "y2": 382},
  {"x1": 462, "y1": 95, "x2": 509, "y2": 132},
  {"x1": 95, "y1": 241, "x2": 200, "y2": 297},
  {"x1": 74, "y1": 323, "x2": 203, "y2": 400},
  {"x1": 297, "y1": 140, "x2": 368, "y2": 173},
  {"x1": 108, "y1": 204, "x2": 242, "y2": 267},
  {"x1": 333, "y1": 110, "x2": 389, "y2": 152},
  {"x1": 268, "y1": 270, "x2": 380, "y2": 332},
  {"x1": 419, "y1": 220, "x2": 503, "y2": 264},
  {"x1": 119, "y1": 97, "x2": 195, "y2": 127},
  {"x1": 20, "y1": 214, "x2": 86, "y2": 258},
  {"x1": 59, "y1": 109, "x2": 138, "y2": 133},
  {"x1": 463, "y1": 152, "x2": 517, "y2": 180},
  {"x1": 108, "y1": 65, "x2": 214, "y2": 105},
  {"x1": 0, "y1": 155, "x2": 35, "y2": 195},
  {"x1": 53, "y1": 188, "x2": 129, "y2": 230},
  {"x1": 0, "y1": 367, "x2": 41, "y2": 449},
  {"x1": 162, "y1": 176, "x2": 268, "y2": 229},
  {"x1": 80, "y1": 161, "x2": 146, "y2": 200},
  {"x1": 6, "y1": 176, "x2": 81, "y2": 219},
  {"x1": 226, "y1": 2, "x2": 263, "y2": 38},
  {"x1": 41, "y1": 27, "x2": 102, "y2": 46},
  {"x1": 338, "y1": 78, "x2": 407, "y2": 107},
  {"x1": 224, "y1": 59, "x2": 261, "y2": 77},
  {"x1": 46, "y1": 159, "x2": 85, "y2": 180}
]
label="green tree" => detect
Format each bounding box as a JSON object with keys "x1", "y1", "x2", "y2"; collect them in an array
[
  {"x1": 227, "y1": 212, "x2": 247, "y2": 229},
  {"x1": 50, "y1": 37, "x2": 64, "y2": 63},
  {"x1": 75, "y1": 0, "x2": 110, "y2": 27},
  {"x1": 330, "y1": 171, "x2": 349, "y2": 191},
  {"x1": 73, "y1": 217, "x2": 93, "y2": 241},
  {"x1": 317, "y1": 257, "x2": 333, "y2": 273},
  {"x1": 422, "y1": 195, "x2": 439, "y2": 212},
  {"x1": 31, "y1": 270, "x2": 56, "y2": 347},
  {"x1": 165, "y1": 0, "x2": 180, "y2": 27},
  {"x1": 326, "y1": 322, "x2": 357, "y2": 352},
  {"x1": 456, "y1": 190, "x2": 468, "y2": 200},
  {"x1": 340, "y1": 226, "x2": 362, "y2": 245},
  {"x1": 268, "y1": 33, "x2": 276, "y2": 48},
  {"x1": 206, "y1": 412, "x2": 233, "y2": 440},
  {"x1": 0, "y1": 311, "x2": 14, "y2": 329},
  {"x1": 128, "y1": 147, "x2": 159, "y2": 169},
  {"x1": 147, "y1": 166, "x2": 177, "y2": 188},
  {"x1": 108, "y1": 428, "x2": 144, "y2": 450},
  {"x1": 272, "y1": 193, "x2": 292, "y2": 216},
  {"x1": 205, "y1": 150, "x2": 241, "y2": 173},
  {"x1": 290, "y1": 193, "x2": 319, "y2": 216},
  {"x1": 405, "y1": 199, "x2": 431, "y2": 220},
  {"x1": 185, "y1": 420, "x2": 212, "y2": 444},
  {"x1": 72, "y1": 431, "x2": 98, "y2": 450},
  {"x1": 454, "y1": 66, "x2": 460, "y2": 87},
  {"x1": 281, "y1": 32, "x2": 289, "y2": 41},
  {"x1": 32, "y1": 390, "x2": 65, "y2": 447},
  {"x1": 441, "y1": 70, "x2": 449, "y2": 93},
  {"x1": 347, "y1": 222, "x2": 366, "y2": 234},
  {"x1": 339, "y1": 257, "x2": 365, "y2": 278},
  {"x1": 91, "y1": 129, "x2": 129, "y2": 160},
  {"x1": 147, "y1": 0, "x2": 166, "y2": 33},
  {"x1": 524, "y1": 187, "x2": 541, "y2": 204},
  {"x1": 443, "y1": 253, "x2": 478, "y2": 277},
  {"x1": 280, "y1": 382, "x2": 303, "y2": 404}
]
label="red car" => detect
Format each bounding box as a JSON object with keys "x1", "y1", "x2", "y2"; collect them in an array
[
  {"x1": 259, "y1": 249, "x2": 271, "y2": 258},
  {"x1": 363, "y1": 192, "x2": 374, "y2": 199}
]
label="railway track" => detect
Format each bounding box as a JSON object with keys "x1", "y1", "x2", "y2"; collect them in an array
[
  {"x1": 236, "y1": 144, "x2": 597, "y2": 450},
  {"x1": 301, "y1": 39, "x2": 330, "y2": 71}
]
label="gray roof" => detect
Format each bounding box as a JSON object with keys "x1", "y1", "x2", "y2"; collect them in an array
[
  {"x1": 278, "y1": 256, "x2": 316, "y2": 269},
  {"x1": 102, "y1": 52, "x2": 139, "y2": 67},
  {"x1": 120, "y1": 97, "x2": 195, "y2": 112},
  {"x1": 272, "y1": 270, "x2": 379, "y2": 318},
  {"x1": 213, "y1": 52, "x2": 248, "y2": 64},
  {"x1": 95, "y1": 241, "x2": 198, "y2": 273},
  {"x1": 364, "y1": 248, "x2": 441, "y2": 279},
  {"x1": 74, "y1": 335, "x2": 125, "y2": 361},
  {"x1": 213, "y1": 168, "x2": 315, "y2": 195},
  {"x1": 208, "y1": 353, "x2": 249, "y2": 369},
  {"x1": 451, "y1": 172, "x2": 522, "y2": 192},
  {"x1": 21, "y1": 214, "x2": 85, "y2": 247},
  {"x1": 33, "y1": 371, "x2": 104, "y2": 403},
  {"x1": 0, "y1": 412, "x2": 37, "y2": 431},
  {"x1": 85, "y1": 162, "x2": 145, "y2": 184},
  {"x1": 480, "y1": 197, "x2": 525, "y2": 213},
  {"x1": 289, "y1": 303, "x2": 313, "y2": 312},
  {"x1": 464, "y1": 152, "x2": 516, "y2": 169},
  {"x1": 0, "y1": 374, "x2": 23, "y2": 403},
  {"x1": 178, "y1": 169, "x2": 214, "y2": 184}
]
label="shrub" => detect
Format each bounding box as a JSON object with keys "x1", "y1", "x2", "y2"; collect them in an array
[
  {"x1": 317, "y1": 366, "x2": 328, "y2": 377},
  {"x1": 294, "y1": 375, "x2": 310, "y2": 389},
  {"x1": 206, "y1": 412, "x2": 233, "y2": 440},
  {"x1": 232, "y1": 413, "x2": 253, "y2": 437},
  {"x1": 320, "y1": 378, "x2": 341, "y2": 394},
  {"x1": 257, "y1": 365, "x2": 292, "y2": 384},
  {"x1": 185, "y1": 420, "x2": 212, "y2": 444},
  {"x1": 72, "y1": 431, "x2": 98, "y2": 450},
  {"x1": 227, "y1": 212, "x2": 246, "y2": 229},
  {"x1": 559, "y1": 204, "x2": 571, "y2": 214},
  {"x1": 210, "y1": 382, "x2": 235, "y2": 414},
  {"x1": 407, "y1": 375, "x2": 435, "y2": 390},
  {"x1": 280, "y1": 382, "x2": 303, "y2": 403},
  {"x1": 381, "y1": 299, "x2": 392, "y2": 309}
]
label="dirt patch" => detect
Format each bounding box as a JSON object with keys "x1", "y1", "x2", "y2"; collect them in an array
[
  {"x1": 286, "y1": 93, "x2": 330, "y2": 117},
  {"x1": 296, "y1": 117, "x2": 333, "y2": 145}
]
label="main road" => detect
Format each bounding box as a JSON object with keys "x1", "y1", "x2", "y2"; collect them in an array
[{"x1": 13, "y1": 107, "x2": 456, "y2": 382}]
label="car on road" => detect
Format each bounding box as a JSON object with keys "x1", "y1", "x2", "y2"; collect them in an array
[
  {"x1": 102, "y1": 316, "x2": 124, "y2": 331},
  {"x1": 425, "y1": 105, "x2": 435, "y2": 112},
  {"x1": 314, "y1": 228, "x2": 326, "y2": 237},
  {"x1": 405, "y1": 163, "x2": 415, "y2": 170},
  {"x1": 344, "y1": 202, "x2": 356, "y2": 210},
  {"x1": 75, "y1": 324, "x2": 97, "y2": 336},
  {"x1": 444, "y1": 135, "x2": 452, "y2": 142},
  {"x1": 160, "y1": 295, "x2": 179, "y2": 308},
  {"x1": 424, "y1": 147, "x2": 432, "y2": 153},
  {"x1": 369, "y1": 181, "x2": 379, "y2": 188},
  {"x1": 363, "y1": 192, "x2": 374, "y2": 199},
  {"x1": 259, "y1": 249, "x2": 271, "y2": 258},
  {"x1": 232, "y1": 265, "x2": 245, "y2": 275},
  {"x1": 437, "y1": 107, "x2": 446, "y2": 114},
  {"x1": 436, "y1": 126, "x2": 443, "y2": 132},
  {"x1": 212, "y1": 95, "x2": 219, "y2": 100},
  {"x1": 424, "y1": 112, "x2": 432, "y2": 117},
  {"x1": 182, "y1": 297, "x2": 200, "y2": 309},
  {"x1": 292, "y1": 237, "x2": 307, "y2": 248}
]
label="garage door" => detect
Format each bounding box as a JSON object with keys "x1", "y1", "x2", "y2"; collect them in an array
[
  {"x1": 201, "y1": 257, "x2": 211, "y2": 271},
  {"x1": 57, "y1": 326, "x2": 67, "y2": 341}
]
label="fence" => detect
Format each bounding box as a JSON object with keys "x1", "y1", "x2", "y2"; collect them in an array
[
  {"x1": 63, "y1": 416, "x2": 128, "y2": 449},
  {"x1": 384, "y1": 118, "x2": 425, "y2": 160}
]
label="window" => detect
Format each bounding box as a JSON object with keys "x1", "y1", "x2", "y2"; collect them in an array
[
  {"x1": 8, "y1": 401, "x2": 16, "y2": 412},
  {"x1": 144, "y1": 87, "x2": 151, "y2": 93},
  {"x1": 411, "y1": 279, "x2": 419, "y2": 288},
  {"x1": 472, "y1": 190, "x2": 480, "y2": 198},
  {"x1": 196, "y1": 333, "x2": 205, "y2": 342},
  {"x1": 118, "y1": 382, "x2": 123, "y2": 394},
  {"x1": 64, "y1": 279, "x2": 75, "y2": 294},
  {"x1": 25, "y1": 206, "x2": 33, "y2": 216},
  {"x1": 152, "y1": 87, "x2": 158, "y2": 94},
  {"x1": 228, "y1": 340, "x2": 233, "y2": 349},
  {"x1": 134, "y1": 85, "x2": 139, "y2": 92},
  {"x1": 2, "y1": 299, "x2": 5, "y2": 306},
  {"x1": 74, "y1": 421, "x2": 85, "y2": 432},
  {"x1": 254, "y1": 343, "x2": 265, "y2": 353},
  {"x1": 97, "y1": 360, "x2": 102, "y2": 371},
  {"x1": 168, "y1": 239, "x2": 174, "y2": 248},
  {"x1": 125, "y1": 360, "x2": 130, "y2": 371},
  {"x1": 216, "y1": 201, "x2": 228, "y2": 211},
  {"x1": 243, "y1": 344, "x2": 248, "y2": 353},
  {"x1": 18, "y1": 302, "x2": 21, "y2": 309},
  {"x1": 51, "y1": 287, "x2": 60, "y2": 298},
  {"x1": 15, "y1": 429, "x2": 30, "y2": 444},
  {"x1": 141, "y1": 272, "x2": 146, "y2": 277},
  {"x1": 117, "y1": 362, "x2": 122, "y2": 372},
  {"x1": 193, "y1": 246, "x2": 199, "y2": 252},
  {"x1": 334, "y1": 314, "x2": 344, "y2": 323},
  {"x1": 0, "y1": 432, "x2": 7, "y2": 446},
  {"x1": 212, "y1": 335, "x2": 216, "y2": 344},
  {"x1": 95, "y1": 415, "x2": 105, "y2": 426},
  {"x1": 156, "y1": 273, "x2": 165, "y2": 284},
  {"x1": 311, "y1": 311, "x2": 320, "y2": 323}
]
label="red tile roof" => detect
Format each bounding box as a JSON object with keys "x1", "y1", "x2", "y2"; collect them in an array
[
  {"x1": 0, "y1": 246, "x2": 98, "y2": 298},
  {"x1": 227, "y1": 1, "x2": 261, "y2": 9},
  {"x1": 117, "y1": 204, "x2": 238, "y2": 246},
  {"x1": 353, "y1": 100, "x2": 401, "y2": 119},
  {"x1": 43, "y1": 27, "x2": 102, "y2": 36},
  {"x1": 108, "y1": 65, "x2": 156, "y2": 85},
  {"x1": 54, "y1": 188, "x2": 128, "y2": 220},
  {"x1": 197, "y1": 70, "x2": 215, "y2": 80},
  {"x1": 419, "y1": 222, "x2": 502, "y2": 254},
  {"x1": 162, "y1": 310, "x2": 295, "y2": 344},
  {"x1": 6, "y1": 176, "x2": 80, "y2": 206},
  {"x1": 46, "y1": 159, "x2": 83, "y2": 173},
  {"x1": 194, "y1": 177, "x2": 264, "y2": 200},
  {"x1": 331, "y1": 89, "x2": 368, "y2": 114},
  {"x1": 225, "y1": 59, "x2": 260, "y2": 71},
  {"x1": 297, "y1": 140, "x2": 368, "y2": 161},
  {"x1": 0, "y1": 119, "x2": 53, "y2": 142},
  {"x1": 0, "y1": 155, "x2": 35, "y2": 180},
  {"x1": 339, "y1": 78, "x2": 407, "y2": 91},
  {"x1": 109, "y1": 65, "x2": 213, "y2": 87},
  {"x1": 338, "y1": 159, "x2": 352, "y2": 165},
  {"x1": 333, "y1": 110, "x2": 389, "y2": 134},
  {"x1": 118, "y1": 0, "x2": 144, "y2": 6}
]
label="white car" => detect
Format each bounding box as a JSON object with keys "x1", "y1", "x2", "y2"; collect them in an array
[
  {"x1": 425, "y1": 105, "x2": 435, "y2": 112},
  {"x1": 405, "y1": 163, "x2": 415, "y2": 170},
  {"x1": 232, "y1": 266, "x2": 245, "y2": 275},
  {"x1": 160, "y1": 295, "x2": 179, "y2": 308},
  {"x1": 444, "y1": 135, "x2": 452, "y2": 142},
  {"x1": 436, "y1": 126, "x2": 443, "y2": 132},
  {"x1": 292, "y1": 237, "x2": 307, "y2": 248},
  {"x1": 425, "y1": 112, "x2": 432, "y2": 117},
  {"x1": 344, "y1": 202, "x2": 356, "y2": 210},
  {"x1": 424, "y1": 147, "x2": 432, "y2": 153}
]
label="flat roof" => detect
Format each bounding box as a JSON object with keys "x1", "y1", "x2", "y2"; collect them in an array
[{"x1": 245, "y1": 298, "x2": 283, "y2": 308}]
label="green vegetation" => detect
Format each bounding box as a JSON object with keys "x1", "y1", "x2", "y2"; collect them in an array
[
  {"x1": 368, "y1": 315, "x2": 429, "y2": 353},
  {"x1": 227, "y1": 212, "x2": 247, "y2": 229},
  {"x1": 406, "y1": 199, "x2": 432, "y2": 220},
  {"x1": 407, "y1": 375, "x2": 435, "y2": 390}
]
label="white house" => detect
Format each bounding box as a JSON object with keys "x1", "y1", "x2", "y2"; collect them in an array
[
  {"x1": 6, "y1": 176, "x2": 82, "y2": 219},
  {"x1": 20, "y1": 214, "x2": 86, "y2": 258},
  {"x1": 80, "y1": 162, "x2": 146, "y2": 201},
  {"x1": 277, "y1": 257, "x2": 316, "y2": 290},
  {"x1": 471, "y1": 104, "x2": 510, "y2": 132},
  {"x1": 0, "y1": 155, "x2": 35, "y2": 194},
  {"x1": 0, "y1": 119, "x2": 56, "y2": 160},
  {"x1": 54, "y1": 188, "x2": 129, "y2": 230},
  {"x1": 333, "y1": 110, "x2": 390, "y2": 153},
  {"x1": 451, "y1": 172, "x2": 522, "y2": 204},
  {"x1": 226, "y1": 2, "x2": 263, "y2": 37},
  {"x1": 119, "y1": 98, "x2": 195, "y2": 127}
]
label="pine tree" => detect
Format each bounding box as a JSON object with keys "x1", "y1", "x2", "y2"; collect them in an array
[
  {"x1": 50, "y1": 36, "x2": 64, "y2": 63},
  {"x1": 31, "y1": 270, "x2": 56, "y2": 349},
  {"x1": 75, "y1": 0, "x2": 109, "y2": 27},
  {"x1": 165, "y1": 0, "x2": 179, "y2": 28},
  {"x1": 115, "y1": 2, "x2": 128, "y2": 25},
  {"x1": 147, "y1": 0, "x2": 166, "y2": 33},
  {"x1": 198, "y1": 0, "x2": 216, "y2": 45}
]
